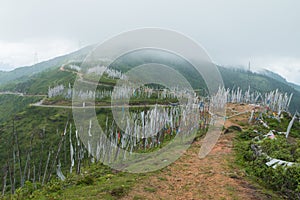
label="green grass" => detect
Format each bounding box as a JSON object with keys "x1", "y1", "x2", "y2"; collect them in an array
[
  {"x1": 0, "y1": 101, "x2": 200, "y2": 198},
  {"x1": 233, "y1": 113, "x2": 300, "y2": 199},
  {"x1": 0, "y1": 94, "x2": 42, "y2": 123},
  {"x1": 5, "y1": 163, "x2": 144, "y2": 200}
]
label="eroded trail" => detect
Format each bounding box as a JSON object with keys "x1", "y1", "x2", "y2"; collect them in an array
[{"x1": 122, "y1": 105, "x2": 273, "y2": 200}]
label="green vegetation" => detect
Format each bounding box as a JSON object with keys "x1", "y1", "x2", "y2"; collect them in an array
[
  {"x1": 219, "y1": 67, "x2": 300, "y2": 113},
  {"x1": 262, "y1": 69, "x2": 300, "y2": 93},
  {"x1": 4, "y1": 163, "x2": 143, "y2": 200},
  {"x1": 0, "y1": 69, "x2": 76, "y2": 95},
  {"x1": 0, "y1": 95, "x2": 42, "y2": 123},
  {"x1": 0, "y1": 47, "x2": 299, "y2": 199},
  {"x1": 1, "y1": 49, "x2": 299, "y2": 112},
  {"x1": 0, "y1": 106, "x2": 72, "y2": 186},
  {"x1": 234, "y1": 113, "x2": 300, "y2": 199}
]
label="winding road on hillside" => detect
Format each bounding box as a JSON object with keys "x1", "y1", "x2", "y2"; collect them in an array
[
  {"x1": 0, "y1": 91, "x2": 46, "y2": 97},
  {"x1": 30, "y1": 101, "x2": 168, "y2": 109}
]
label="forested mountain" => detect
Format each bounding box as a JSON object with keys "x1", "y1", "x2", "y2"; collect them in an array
[
  {"x1": 219, "y1": 67, "x2": 300, "y2": 113},
  {"x1": 0, "y1": 47, "x2": 299, "y2": 199},
  {"x1": 261, "y1": 69, "x2": 300, "y2": 92},
  {"x1": 0, "y1": 48, "x2": 299, "y2": 113}
]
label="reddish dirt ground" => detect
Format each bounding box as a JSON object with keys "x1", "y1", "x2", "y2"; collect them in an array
[{"x1": 121, "y1": 104, "x2": 274, "y2": 200}]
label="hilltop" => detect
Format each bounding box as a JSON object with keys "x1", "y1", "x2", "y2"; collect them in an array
[
  {"x1": 0, "y1": 47, "x2": 299, "y2": 115},
  {"x1": 0, "y1": 47, "x2": 299, "y2": 199}
]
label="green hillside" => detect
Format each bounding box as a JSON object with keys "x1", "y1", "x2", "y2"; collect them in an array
[
  {"x1": 0, "y1": 69, "x2": 76, "y2": 95},
  {"x1": 261, "y1": 69, "x2": 300, "y2": 93},
  {"x1": 0, "y1": 95, "x2": 42, "y2": 123},
  {"x1": 219, "y1": 67, "x2": 300, "y2": 113},
  {"x1": 0, "y1": 45, "x2": 93, "y2": 86},
  {"x1": 0, "y1": 48, "x2": 298, "y2": 113},
  {"x1": 0, "y1": 48, "x2": 299, "y2": 199}
]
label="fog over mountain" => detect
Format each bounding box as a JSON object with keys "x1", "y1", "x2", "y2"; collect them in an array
[{"x1": 1, "y1": 0, "x2": 300, "y2": 85}]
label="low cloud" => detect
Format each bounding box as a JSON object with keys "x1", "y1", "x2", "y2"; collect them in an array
[
  {"x1": 0, "y1": 38, "x2": 78, "y2": 69},
  {"x1": 251, "y1": 57, "x2": 300, "y2": 85}
]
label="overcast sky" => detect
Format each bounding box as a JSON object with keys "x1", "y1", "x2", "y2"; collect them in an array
[{"x1": 1, "y1": 0, "x2": 300, "y2": 84}]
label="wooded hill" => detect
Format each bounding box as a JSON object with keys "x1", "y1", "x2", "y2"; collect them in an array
[
  {"x1": 0, "y1": 48, "x2": 299, "y2": 114},
  {"x1": 0, "y1": 48, "x2": 299, "y2": 199}
]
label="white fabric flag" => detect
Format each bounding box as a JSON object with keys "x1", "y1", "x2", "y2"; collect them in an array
[
  {"x1": 56, "y1": 161, "x2": 66, "y2": 181},
  {"x1": 249, "y1": 110, "x2": 254, "y2": 123},
  {"x1": 286, "y1": 113, "x2": 297, "y2": 138}
]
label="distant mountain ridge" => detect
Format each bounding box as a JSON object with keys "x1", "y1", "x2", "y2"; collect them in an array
[
  {"x1": 260, "y1": 69, "x2": 300, "y2": 92},
  {"x1": 0, "y1": 45, "x2": 94, "y2": 85},
  {"x1": 0, "y1": 46, "x2": 299, "y2": 113}
]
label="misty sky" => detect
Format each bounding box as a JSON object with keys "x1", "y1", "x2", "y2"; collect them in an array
[{"x1": 1, "y1": 0, "x2": 300, "y2": 84}]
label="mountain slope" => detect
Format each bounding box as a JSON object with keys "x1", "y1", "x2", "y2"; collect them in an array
[
  {"x1": 261, "y1": 69, "x2": 300, "y2": 92},
  {"x1": 219, "y1": 67, "x2": 300, "y2": 113},
  {"x1": 0, "y1": 48, "x2": 299, "y2": 199},
  {"x1": 0, "y1": 48, "x2": 299, "y2": 113},
  {"x1": 0, "y1": 45, "x2": 93, "y2": 86}
]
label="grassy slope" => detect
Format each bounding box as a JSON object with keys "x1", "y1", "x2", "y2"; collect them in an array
[
  {"x1": 0, "y1": 96, "x2": 298, "y2": 199},
  {"x1": 0, "y1": 68, "x2": 76, "y2": 95},
  {"x1": 0, "y1": 95, "x2": 42, "y2": 123},
  {"x1": 7, "y1": 110, "x2": 289, "y2": 200},
  {"x1": 0, "y1": 49, "x2": 299, "y2": 198},
  {"x1": 234, "y1": 112, "x2": 300, "y2": 199},
  {"x1": 8, "y1": 163, "x2": 145, "y2": 200},
  {"x1": 0, "y1": 45, "x2": 92, "y2": 86}
]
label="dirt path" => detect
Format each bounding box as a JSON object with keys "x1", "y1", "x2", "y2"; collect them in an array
[{"x1": 121, "y1": 104, "x2": 272, "y2": 200}]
